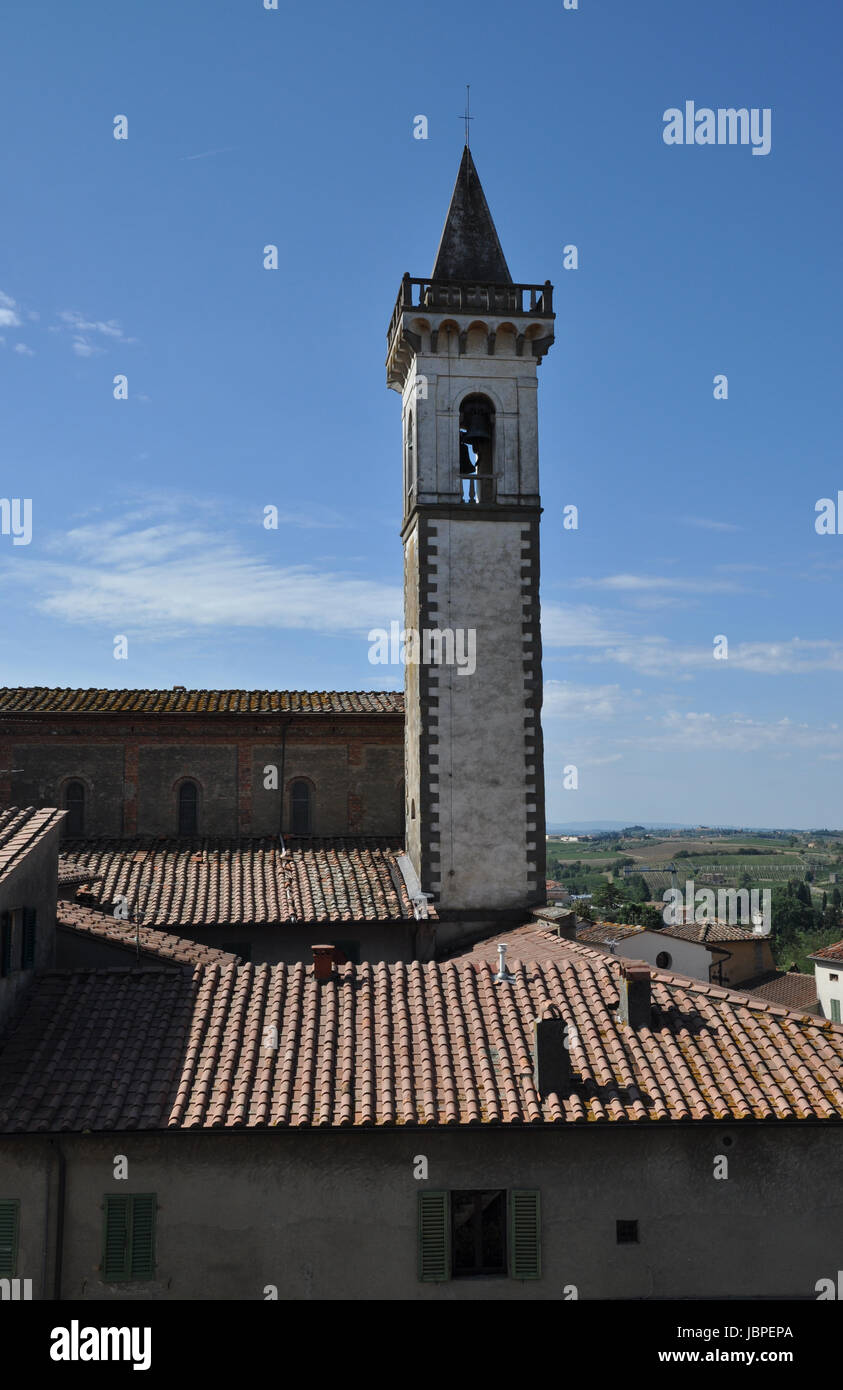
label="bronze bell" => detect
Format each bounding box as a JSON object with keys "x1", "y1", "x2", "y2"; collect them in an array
[{"x1": 460, "y1": 402, "x2": 491, "y2": 446}]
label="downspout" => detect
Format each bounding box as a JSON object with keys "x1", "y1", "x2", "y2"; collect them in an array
[
  {"x1": 52, "y1": 1138, "x2": 66, "y2": 1301},
  {"x1": 708, "y1": 946, "x2": 732, "y2": 985},
  {"x1": 278, "y1": 718, "x2": 291, "y2": 840}
]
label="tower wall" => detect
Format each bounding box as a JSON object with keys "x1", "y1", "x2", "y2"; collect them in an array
[{"x1": 403, "y1": 506, "x2": 545, "y2": 919}]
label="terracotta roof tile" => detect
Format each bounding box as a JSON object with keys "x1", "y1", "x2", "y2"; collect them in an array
[
  {"x1": 0, "y1": 687, "x2": 403, "y2": 716},
  {"x1": 740, "y1": 971, "x2": 818, "y2": 1011},
  {"x1": 0, "y1": 806, "x2": 64, "y2": 884},
  {"x1": 57, "y1": 901, "x2": 241, "y2": 969},
  {"x1": 3, "y1": 950, "x2": 842, "y2": 1133},
  {"x1": 58, "y1": 836, "x2": 427, "y2": 927},
  {"x1": 809, "y1": 937, "x2": 843, "y2": 964}
]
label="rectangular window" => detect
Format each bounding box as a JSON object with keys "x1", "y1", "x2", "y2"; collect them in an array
[
  {"x1": 617, "y1": 1219, "x2": 639, "y2": 1244},
  {"x1": 21, "y1": 908, "x2": 37, "y2": 970},
  {"x1": 0, "y1": 913, "x2": 11, "y2": 977},
  {"x1": 418, "y1": 1190, "x2": 540, "y2": 1282},
  {"x1": 102, "y1": 1194, "x2": 157, "y2": 1282},
  {"x1": 452, "y1": 1190, "x2": 506, "y2": 1277},
  {"x1": 0, "y1": 1200, "x2": 20, "y2": 1277},
  {"x1": 831, "y1": 999, "x2": 841, "y2": 1024}
]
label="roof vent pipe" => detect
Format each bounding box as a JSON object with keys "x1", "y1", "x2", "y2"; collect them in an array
[{"x1": 494, "y1": 943, "x2": 516, "y2": 984}]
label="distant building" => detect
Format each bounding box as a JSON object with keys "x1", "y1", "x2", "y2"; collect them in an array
[{"x1": 808, "y1": 939, "x2": 843, "y2": 1021}]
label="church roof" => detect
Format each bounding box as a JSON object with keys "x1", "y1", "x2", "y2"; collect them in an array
[
  {"x1": 0, "y1": 688, "x2": 404, "y2": 717},
  {"x1": 58, "y1": 836, "x2": 428, "y2": 927},
  {"x1": 431, "y1": 146, "x2": 512, "y2": 284}
]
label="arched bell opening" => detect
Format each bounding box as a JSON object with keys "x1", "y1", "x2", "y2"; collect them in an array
[{"x1": 458, "y1": 394, "x2": 496, "y2": 503}]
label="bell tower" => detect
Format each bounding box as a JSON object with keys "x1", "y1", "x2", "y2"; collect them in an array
[{"x1": 386, "y1": 146, "x2": 555, "y2": 943}]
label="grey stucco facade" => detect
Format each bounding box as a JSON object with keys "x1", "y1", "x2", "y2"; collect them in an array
[
  {"x1": 0, "y1": 818, "x2": 62, "y2": 1033},
  {"x1": 1, "y1": 1124, "x2": 840, "y2": 1301}
]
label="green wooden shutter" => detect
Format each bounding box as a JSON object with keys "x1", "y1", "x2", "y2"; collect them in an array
[
  {"x1": 103, "y1": 1195, "x2": 131, "y2": 1280},
  {"x1": 0, "y1": 1200, "x2": 20, "y2": 1278},
  {"x1": 103, "y1": 1194, "x2": 157, "y2": 1281},
  {"x1": 21, "y1": 908, "x2": 36, "y2": 970},
  {"x1": 509, "y1": 1190, "x2": 541, "y2": 1280},
  {"x1": 0, "y1": 913, "x2": 11, "y2": 977},
  {"x1": 418, "y1": 1191, "x2": 450, "y2": 1282},
  {"x1": 130, "y1": 1194, "x2": 156, "y2": 1279}
]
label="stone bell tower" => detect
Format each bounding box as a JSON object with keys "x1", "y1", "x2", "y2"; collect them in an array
[{"x1": 386, "y1": 146, "x2": 555, "y2": 945}]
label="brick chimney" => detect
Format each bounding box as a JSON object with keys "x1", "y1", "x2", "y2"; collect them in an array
[
  {"x1": 617, "y1": 962, "x2": 651, "y2": 1028},
  {"x1": 311, "y1": 944, "x2": 348, "y2": 980},
  {"x1": 532, "y1": 1006, "x2": 571, "y2": 1098}
]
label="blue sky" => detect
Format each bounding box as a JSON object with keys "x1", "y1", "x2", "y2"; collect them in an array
[{"x1": 1, "y1": 0, "x2": 841, "y2": 828}]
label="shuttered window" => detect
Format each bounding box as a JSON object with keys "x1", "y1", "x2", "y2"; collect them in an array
[
  {"x1": 0, "y1": 1200, "x2": 19, "y2": 1278},
  {"x1": 418, "y1": 1189, "x2": 542, "y2": 1282},
  {"x1": 0, "y1": 913, "x2": 11, "y2": 977},
  {"x1": 21, "y1": 908, "x2": 37, "y2": 970},
  {"x1": 417, "y1": 1191, "x2": 450, "y2": 1282},
  {"x1": 509, "y1": 1190, "x2": 541, "y2": 1279},
  {"x1": 102, "y1": 1194, "x2": 157, "y2": 1281}
]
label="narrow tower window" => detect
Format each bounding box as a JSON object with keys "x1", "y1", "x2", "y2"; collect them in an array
[
  {"x1": 458, "y1": 395, "x2": 495, "y2": 502},
  {"x1": 64, "y1": 781, "x2": 85, "y2": 837},
  {"x1": 407, "y1": 409, "x2": 416, "y2": 500},
  {"x1": 290, "y1": 779, "x2": 312, "y2": 834},
  {"x1": 178, "y1": 780, "x2": 199, "y2": 836}
]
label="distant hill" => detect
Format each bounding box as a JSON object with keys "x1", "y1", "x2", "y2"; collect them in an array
[{"x1": 547, "y1": 821, "x2": 698, "y2": 834}]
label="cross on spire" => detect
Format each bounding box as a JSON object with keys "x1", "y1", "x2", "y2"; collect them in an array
[{"x1": 459, "y1": 85, "x2": 474, "y2": 148}]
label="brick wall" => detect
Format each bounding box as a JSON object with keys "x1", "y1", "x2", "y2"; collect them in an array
[{"x1": 2, "y1": 714, "x2": 404, "y2": 839}]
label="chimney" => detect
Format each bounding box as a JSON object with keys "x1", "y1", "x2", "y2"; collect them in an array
[
  {"x1": 311, "y1": 944, "x2": 348, "y2": 980},
  {"x1": 617, "y1": 962, "x2": 651, "y2": 1028},
  {"x1": 555, "y1": 910, "x2": 577, "y2": 941},
  {"x1": 532, "y1": 1008, "x2": 571, "y2": 1098},
  {"x1": 312, "y1": 944, "x2": 336, "y2": 981}
]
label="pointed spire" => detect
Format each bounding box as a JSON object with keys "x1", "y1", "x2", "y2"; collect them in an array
[{"x1": 431, "y1": 147, "x2": 512, "y2": 284}]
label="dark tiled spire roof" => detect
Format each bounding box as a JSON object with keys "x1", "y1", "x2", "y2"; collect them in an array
[{"x1": 431, "y1": 147, "x2": 512, "y2": 284}]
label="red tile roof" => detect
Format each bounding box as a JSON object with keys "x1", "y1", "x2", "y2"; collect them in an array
[
  {"x1": 58, "y1": 837, "x2": 425, "y2": 927},
  {"x1": 740, "y1": 971, "x2": 818, "y2": 1012},
  {"x1": 0, "y1": 806, "x2": 65, "y2": 884},
  {"x1": 0, "y1": 688, "x2": 403, "y2": 716},
  {"x1": 809, "y1": 938, "x2": 843, "y2": 964},
  {"x1": 655, "y1": 919, "x2": 767, "y2": 945},
  {"x1": 57, "y1": 901, "x2": 242, "y2": 969},
  {"x1": 2, "y1": 950, "x2": 843, "y2": 1133}
]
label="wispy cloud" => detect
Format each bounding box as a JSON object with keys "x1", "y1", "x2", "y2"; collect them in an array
[
  {"x1": 2, "y1": 513, "x2": 401, "y2": 640},
  {"x1": 543, "y1": 680, "x2": 636, "y2": 721},
  {"x1": 181, "y1": 147, "x2": 234, "y2": 161},
  {"x1": 681, "y1": 516, "x2": 741, "y2": 533},
  {"x1": 573, "y1": 572, "x2": 744, "y2": 594},
  {"x1": 55, "y1": 309, "x2": 137, "y2": 358},
  {"x1": 13, "y1": 343, "x2": 35, "y2": 357},
  {"x1": 0, "y1": 290, "x2": 21, "y2": 329}
]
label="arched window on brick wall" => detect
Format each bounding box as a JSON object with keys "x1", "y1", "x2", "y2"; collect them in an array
[
  {"x1": 64, "y1": 781, "x2": 85, "y2": 837},
  {"x1": 290, "y1": 779, "x2": 312, "y2": 835},
  {"x1": 178, "y1": 780, "x2": 199, "y2": 836}
]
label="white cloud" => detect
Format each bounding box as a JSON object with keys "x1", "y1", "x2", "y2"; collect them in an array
[
  {"x1": 0, "y1": 290, "x2": 21, "y2": 329},
  {"x1": 13, "y1": 343, "x2": 35, "y2": 357},
  {"x1": 681, "y1": 516, "x2": 741, "y2": 533},
  {"x1": 573, "y1": 573, "x2": 744, "y2": 594},
  {"x1": 57, "y1": 309, "x2": 137, "y2": 358},
  {"x1": 644, "y1": 709, "x2": 843, "y2": 755},
  {"x1": 543, "y1": 680, "x2": 632, "y2": 720},
  {"x1": 3, "y1": 515, "x2": 402, "y2": 640}
]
